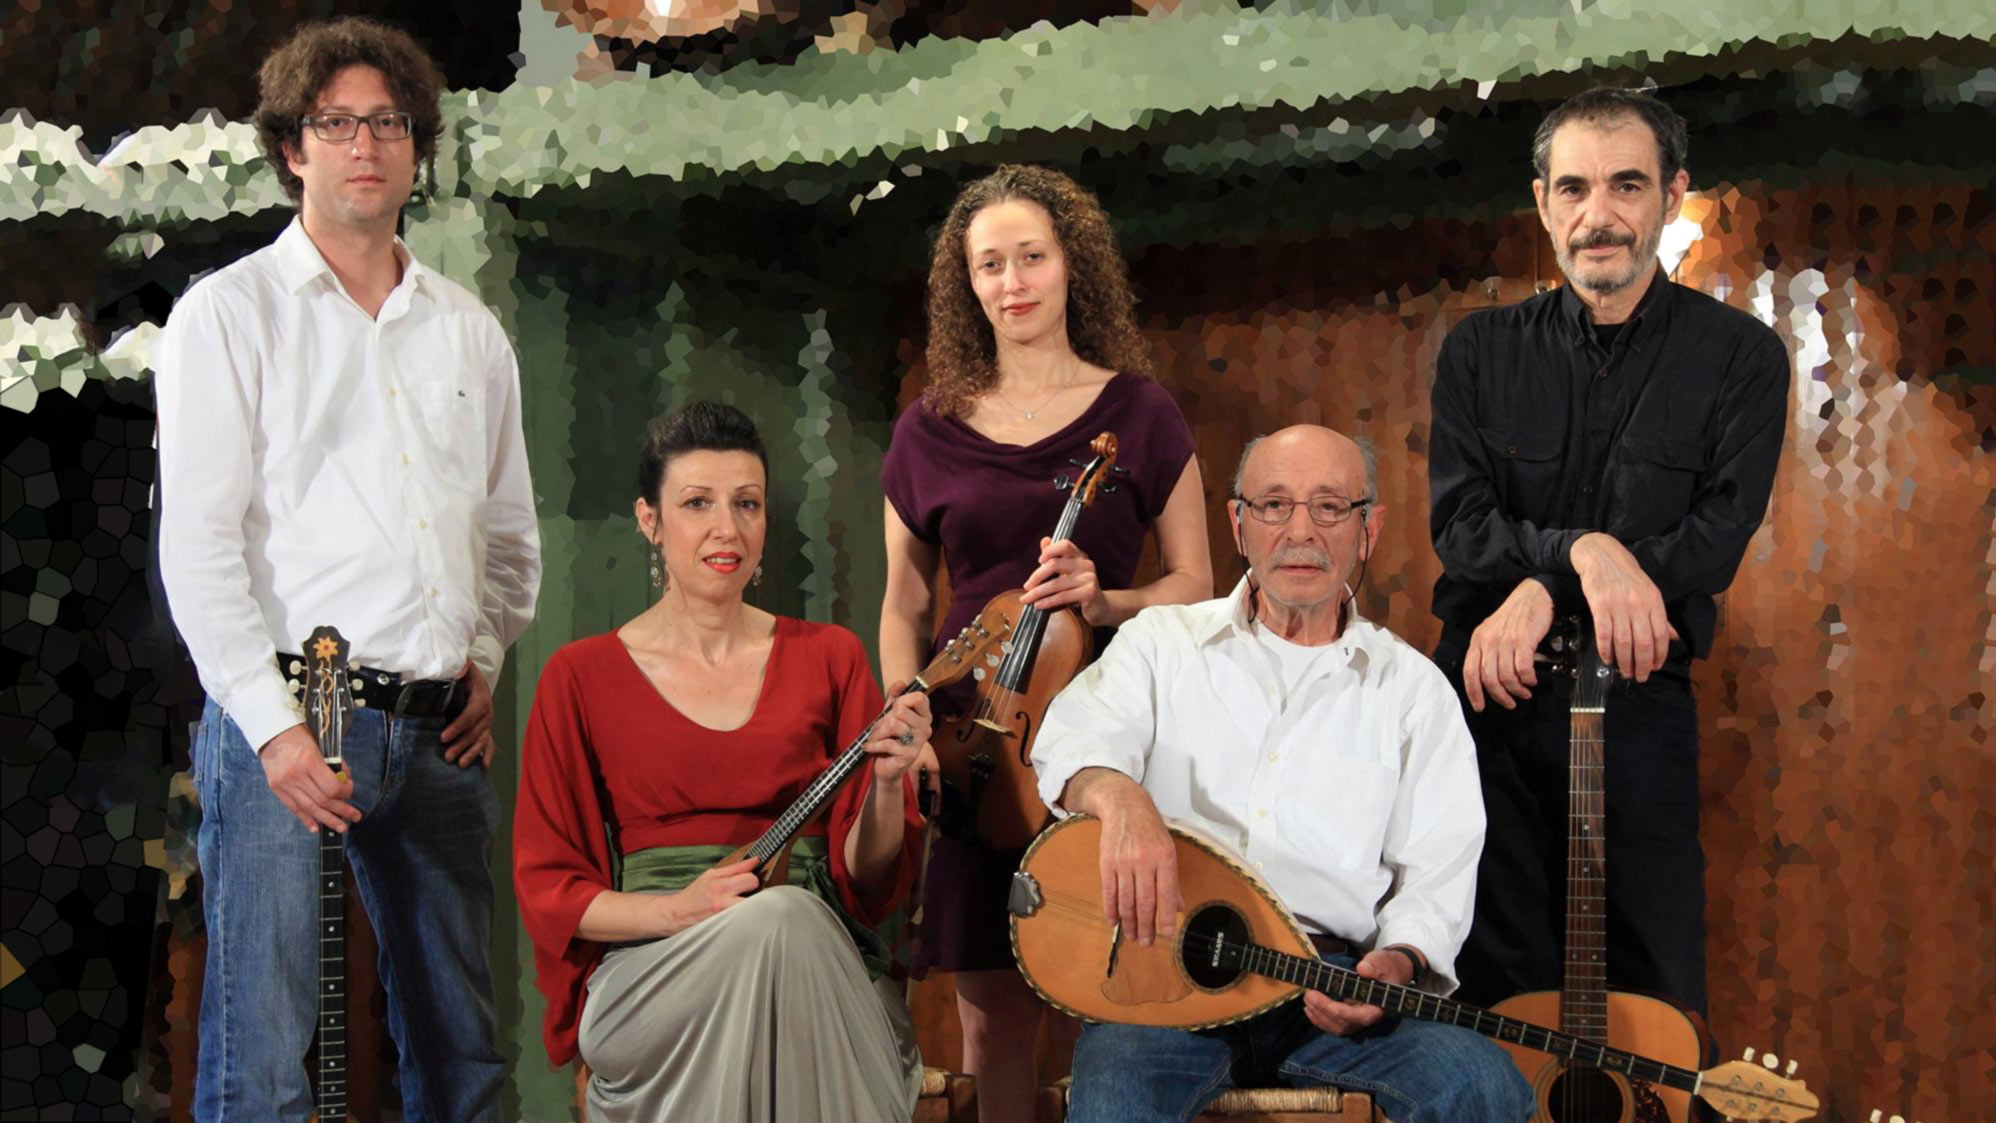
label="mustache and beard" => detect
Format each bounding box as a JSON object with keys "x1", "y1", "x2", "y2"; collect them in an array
[{"x1": 1558, "y1": 213, "x2": 1664, "y2": 294}]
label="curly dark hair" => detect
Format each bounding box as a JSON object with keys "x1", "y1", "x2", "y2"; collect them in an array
[
  {"x1": 253, "y1": 17, "x2": 446, "y2": 204},
  {"x1": 922, "y1": 165, "x2": 1151, "y2": 418}
]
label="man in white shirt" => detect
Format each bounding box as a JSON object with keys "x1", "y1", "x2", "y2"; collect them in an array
[
  {"x1": 154, "y1": 18, "x2": 539, "y2": 1121},
  {"x1": 1032, "y1": 426, "x2": 1530, "y2": 1122}
]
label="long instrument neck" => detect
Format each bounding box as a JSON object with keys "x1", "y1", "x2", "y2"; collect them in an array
[
  {"x1": 743, "y1": 684, "x2": 926, "y2": 863},
  {"x1": 1563, "y1": 700, "x2": 1608, "y2": 1042},
  {"x1": 1245, "y1": 946, "x2": 1702, "y2": 1095},
  {"x1": 314, "y1": 710, "x2": 348, "y2": 1121},
  {"x1": 989, "y1": 497, "x2": 1085, "y2": 695}
]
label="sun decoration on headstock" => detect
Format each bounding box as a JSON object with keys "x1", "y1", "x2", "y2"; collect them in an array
[{"x1": 312, "y1": 636, "x2": 341, "y2": 661}]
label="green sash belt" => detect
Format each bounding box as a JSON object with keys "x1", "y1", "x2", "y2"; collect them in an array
[{"x1": 615, "y1": 837, "x2": 894, "y2": 978}]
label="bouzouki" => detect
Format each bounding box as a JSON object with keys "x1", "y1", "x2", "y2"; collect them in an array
[
  {"x1": 1492, "y1": 625, "x2": 1709, "y2": 1123},
  {"x1": 301, "y1": 625, "x2": 356, "y2": 1123},
  {"x1": 716, "y1": 604, "x2": 1014, "y2": 888},
  {"x1": 933, "y1": 431, "x2": 1123, "y2": 848},
  {"x1": 1009, "y1": 817, "x2": 1819, "y2": 1122}
]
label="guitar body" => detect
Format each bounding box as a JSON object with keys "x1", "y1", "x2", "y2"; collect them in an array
[
  {"x1": 1492, "y1": 990, "x2": 1701, "y2": 1123},
  {"x1": 1013, "y1": 816, "x2": 1821, "y2": 1123},
  {"x1": 933, "y1": 591, "x2": 1091, "y2": 849},
  {"x1": 1010, "y1": 815, "x2": 1315, "y2": 1028}
]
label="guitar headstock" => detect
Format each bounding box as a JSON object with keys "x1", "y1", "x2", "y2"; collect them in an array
[
  {"x1": 1697, "y1": 1051, "x2": 1820, "y2": 1122},
  {"x1": 301, "y1": 625, "x2": 354, "y2": 767},
  {"x1": 1536, "y1": 616, "x2": 1616, "y2": 711},
  {"x1": 912, "y1": 604, "x2": 1016, "y2": 693}
]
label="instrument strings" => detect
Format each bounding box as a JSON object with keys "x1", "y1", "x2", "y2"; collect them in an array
[
  {"x1": 994, "y1": 493, "x2": 1086, "y2": 689},
  {"x1": 748, "y1": 679, "x2": 931, "y2": 862}
]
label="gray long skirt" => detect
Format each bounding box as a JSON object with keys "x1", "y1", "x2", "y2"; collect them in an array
[{"x1": 578, "y1": 886, "x2": 920, "y2": 1122}]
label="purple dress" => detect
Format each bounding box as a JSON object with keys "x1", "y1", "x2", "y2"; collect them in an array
[{"x1": 882, "y1": 371, "x2": 1196, "y2": 972}]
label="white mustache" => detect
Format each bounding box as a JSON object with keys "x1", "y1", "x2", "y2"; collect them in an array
[{"x1": 1268, "y1": 546, "x2": 1332, "y2": 569}]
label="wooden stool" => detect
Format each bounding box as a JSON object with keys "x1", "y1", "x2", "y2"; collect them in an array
[
  {"x1": 575, "y1": 1064, "x2": 975, "y2": 1121},
  {"x1": 1040, "y1": 1076, "x2": 1377, "y2": 1123}
]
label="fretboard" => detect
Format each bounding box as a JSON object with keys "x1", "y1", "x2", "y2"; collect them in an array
[
  {"x1": 317, "y1": 825, "x2": 348, "y2": 1122},
  {"x1": 1564, "y1": 705, "x2": 1608, "y2": 1042},
  {"x1": 990, "y1": 499, "x2": 1085, "y2": 693},
  {"x1": 1242, "y1": 942, "x2": 1702, "y2": 1095}
]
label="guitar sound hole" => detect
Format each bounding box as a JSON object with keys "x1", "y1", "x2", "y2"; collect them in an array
[
  {"x1": 1179, "y1": 903, "x2": 1251, "y2": 990},
  {"x1": 1542, "y1": 1066, "x2": 1628, "y2": 1123}
]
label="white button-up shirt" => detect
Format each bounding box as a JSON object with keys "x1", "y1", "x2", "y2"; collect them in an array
[
  {"x1": 156, "y1": 219, "x2": 541, "y2": 751},
  {"x1": 1033, "y1": 579, "x2": 1485, "y2": 991}
]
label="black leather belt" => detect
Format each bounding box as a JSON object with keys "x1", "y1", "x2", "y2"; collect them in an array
[{"x1": 277, "y1": 654, "x2": 460, "y2": 718}]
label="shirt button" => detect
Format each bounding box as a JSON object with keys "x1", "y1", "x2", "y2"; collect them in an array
[
  {"x1": 402, "y1": 452, "x2": 411, "y2": 466},
  {"x1": 388, "y1": 387, "x2": 398, "y2": 397},
  {"x1": 429, "y1": 589, "x2": 439, "y2": 598},
  {"x1": 1254, "y1": 861, "x2": 1265, "y2": 870},
  {"x1": 418, "y1": 519, "x2": 428, "y2": 530},
  {"x1": 1257, "y1": 809, "x2": 1269, "y2": 819},
  {"x1": 1267, "y1": 752, "x2": 1278, "y2": 762}
]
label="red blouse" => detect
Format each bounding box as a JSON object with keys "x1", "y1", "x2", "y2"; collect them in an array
[{"x1": 512, "y1": 619, "x2": 922, "y2": 1065}]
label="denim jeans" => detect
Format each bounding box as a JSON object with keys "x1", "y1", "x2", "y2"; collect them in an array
[
  {"x1": 192, "y1": 697, "x2": 503, "y2": 1122},
  {"x1": 1067, "y1": 956, "x2": 1534, "y2": 1123}
]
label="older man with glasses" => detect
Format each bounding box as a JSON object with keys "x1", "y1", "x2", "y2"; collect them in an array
[
  {"x1": 154, "y1": 17, "x2": 539, "y2": 1120},
  {"x1": 1029, "y1": 425, "x2": 1532, "y2": 1123}
]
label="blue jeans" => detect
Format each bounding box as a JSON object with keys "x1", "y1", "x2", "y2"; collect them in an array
[
  {"x1": 1067, "y1": 957, "x2": 1533, "y2": 1123},
  {"x1": 192, "y1": 698, "x2": 503, "y2": 1122}
]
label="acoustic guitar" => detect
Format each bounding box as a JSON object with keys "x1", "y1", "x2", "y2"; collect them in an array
[
  {"x1": 932, "y1": 431, "x2": 1123, "y2": 848},
  {"x1": 1492, "y1": 626, "x2": 1708, "y2": 1123},
  {"x1": 300, "y1": 625, "x2": 356, "y2": 1123},
  {"x1": 716, "y1": 604, "x2": 1014, "y2": 888},
  {"x1": 1009, "y1": 816, "x2": 1819, "y2": 1123}
]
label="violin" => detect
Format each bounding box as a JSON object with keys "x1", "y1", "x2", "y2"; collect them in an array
[{"x1": 932, "y1": 432, "x2": 1123, "y2": 849}]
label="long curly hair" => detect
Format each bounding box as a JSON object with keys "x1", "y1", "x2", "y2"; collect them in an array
[{"x1": 922, "y1": 165, "x2": 1151, "y2": 418}]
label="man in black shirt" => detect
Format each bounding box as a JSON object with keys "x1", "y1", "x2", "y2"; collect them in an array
[{"x1": 1428, "y1": 87, "x2": 1789, "y2": 1015}]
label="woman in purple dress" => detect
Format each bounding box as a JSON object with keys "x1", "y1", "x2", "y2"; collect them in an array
[{"x1": 879, "y1": 164, "x2": 1212, "y2": 1122}]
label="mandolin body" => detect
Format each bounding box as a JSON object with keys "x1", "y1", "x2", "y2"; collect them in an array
[
  {"x1": 1492, "y1": 989, "x2": 1702, "y2": 1123},
  {"x1": 932, "y1": 591, "x2": 1090, "y2": 849},
  {"x1": 1010, "y1": 815, "x2": 1316, "y2": 1028}
]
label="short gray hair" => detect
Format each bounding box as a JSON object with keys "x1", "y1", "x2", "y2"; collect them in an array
[{"x1": 1230, "y1": 432, "x2": 1377, "y2": 501}]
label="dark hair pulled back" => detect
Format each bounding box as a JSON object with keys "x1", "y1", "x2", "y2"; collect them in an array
[{"x1": 635, "y1": 401, "x2": 769, "y2": 504}]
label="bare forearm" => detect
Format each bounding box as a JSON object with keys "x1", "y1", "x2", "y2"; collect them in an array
[
  {"x1": 1090, "y1": 564, "x2": 1212, "y2": 628},
  {"x1": 1059, "y1": 765, "x2": 1150, "y2": 820},
  {"x1": 575, "y1": 889, "x2": 672, "y2": 943},
  {"x1": 843, "y1": 777, "x2": 910, "y2": 897},
  {"x1": 877, "y1": 600, "x2": 931, "y2": 688}
]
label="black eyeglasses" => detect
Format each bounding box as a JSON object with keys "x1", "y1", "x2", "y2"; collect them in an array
[
  {"x1": 300, "y1": 112, "x2": 414, "y2": 143},
  {"x1": 1235, "y1": 494, "x2": 1372, "y2": 527}
]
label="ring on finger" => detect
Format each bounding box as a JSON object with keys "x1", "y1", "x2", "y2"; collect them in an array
[{"x1": 897, "y1": 731, "x2": 915, "y2": 745}]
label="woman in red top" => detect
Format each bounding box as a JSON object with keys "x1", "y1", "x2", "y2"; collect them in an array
[{"x1": 515, "y1": 402, "x2": 929, "y2": 1122}]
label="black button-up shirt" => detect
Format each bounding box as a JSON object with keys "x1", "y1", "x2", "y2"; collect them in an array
[{"x1": 1428, "y1": 270, "x2": 1790, "y2": 672}]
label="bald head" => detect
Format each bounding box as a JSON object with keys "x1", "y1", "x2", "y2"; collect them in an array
[
  {"x1": 1228, "y1": 425, "x2": 1385, "y2": 635},
  {"x1": 1232, "y1": 425, "x2": 1375, "y2": 503}
]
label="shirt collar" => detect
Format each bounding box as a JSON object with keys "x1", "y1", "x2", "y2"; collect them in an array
[
  {"x1": 1555, "y1": 263, "x2": 1672, "y2": 350},
  {"x1": 272, "y1": 216, "x2": 430, "y2": 302},
  {"x1": 1197, "y1": 576, "x2": 1376, "y2": 678}
]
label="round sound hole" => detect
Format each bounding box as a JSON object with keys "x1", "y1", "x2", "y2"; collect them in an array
[
  {"x1": 1542, "y1": 1065, "x2": 1628, "y2": 1123},
  {"x1": 1180, "y1": 902, "x2": 1251, "y2": 990}
]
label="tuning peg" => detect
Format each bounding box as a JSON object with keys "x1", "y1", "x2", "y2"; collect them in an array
[
  {"x1": 1109, "y1": 464, "x2": 1129, "y2": 475},
  {"x1": 1889, "y1": 1116, "x2": 1905, "y2": 1123},
  {"x1": 1761, "y1": 1052, "x2": 1779, "y2": 1070},
  {"x1": 1868, "y1": 1113, "x2": 1880, "y2": 1123},
  {"x1": 1054, "y1": 476, "x2": 1074, "y2": 491},
  {"x1": 1784, "y1": 1060, "x2": 1797, "y2": 1077},
  {"x1": 1741, "y1": 1047, "x2": 1756, "y2": 1063}
]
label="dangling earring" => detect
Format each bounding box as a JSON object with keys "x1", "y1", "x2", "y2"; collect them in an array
[
  {"x1": 649, "y1": 550, "x2": 666, "y2": 589},
  {"x1": 751, "y1": 564, "x2": 764, "y2": 588}
]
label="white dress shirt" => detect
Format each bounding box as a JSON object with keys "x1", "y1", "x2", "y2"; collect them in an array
[
  {"x1": 156, "y1": 219, "x2": 541, "y2": 752},
  {"x1": 1033, "y1": 578, "x2": 1485, "y2": 992}
]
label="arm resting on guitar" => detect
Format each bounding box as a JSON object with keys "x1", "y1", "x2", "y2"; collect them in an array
[{"x1": 1059, "y1": 768, "x2": 1183, "y2": 948}]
